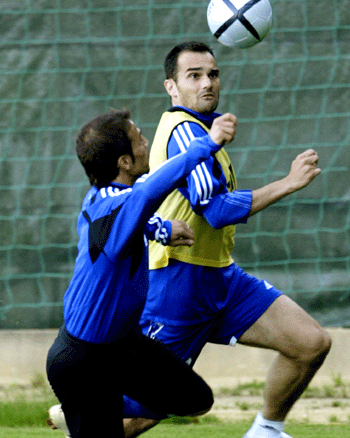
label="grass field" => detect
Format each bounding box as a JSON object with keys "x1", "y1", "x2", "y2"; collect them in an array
[
  {"x1": 1, "y1": 377, "x2": 350, "y2": 438},
  {"x1": 1, "y1": 422, "x2": 350, "y2": 438}
]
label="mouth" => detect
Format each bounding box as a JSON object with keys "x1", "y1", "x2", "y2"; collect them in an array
[{"x1": 200, "y1": 93, "x2": 215, "y2": 99}]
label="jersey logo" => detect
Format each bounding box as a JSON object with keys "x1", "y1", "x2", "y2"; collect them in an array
[
  {"x1": 264, "y1": 280, "x2": 273, "y2": 290},
  {"x1": 262, "y1": 425, "x2": 277, "y2": 431},
  {"x1": 83, "y1": 207, "x2": 121, "y2": 263},
  {"x1": 146, "y1": 322, "x2": 164, "y2": 339},
  {"x1": 100, "y1": 186, "x2": 132, "y2": 198},
  {"x1": 83, "y1": 207, "x2": 144, "y2": 278}
]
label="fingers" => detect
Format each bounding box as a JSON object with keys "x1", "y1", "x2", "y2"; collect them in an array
[
  {"x1": 313, "y1": 167, "x2": 322, "y2": 177},
  {"x1": 221, "y1": 114, "x2": 237, "y2": 143},
  {"x1": 217, "y1": 113, "x2": 238, "y2": 132},
  {"x1": 209, "y1": 113, "x2": 238, "y2": 145},
  {"x1": 289, "y1": 148, "x2": 321, "y2": 190},
  {"x1": 298, "y1": 148, "x2": 318, "y2": 163},
  {"x1": 170, "y1": 238, "x2": 194, "y2": 247},
  {"x1": 178, "y1": 228, "x2": 195, "y2": 240},
  {"x1": 220, "y1": 113, "x2": 238, "y2": 124},
  {"x1": 174, "y1": 220, "x2": 194, "y2": 239},
  {"x1": 297, "y1": 149, "x2": 320, "y2": 169},
  {"x1": 168, "y1": 220, "x2": 195, "y2": 247}
]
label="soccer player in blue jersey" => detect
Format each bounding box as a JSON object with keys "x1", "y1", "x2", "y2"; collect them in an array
[
  {"x1": 46, "y1": 107, "x2": 238, "y2": 438},
  {"x1": 120, "y1": 42, "x2": 331, "y2": 438}
]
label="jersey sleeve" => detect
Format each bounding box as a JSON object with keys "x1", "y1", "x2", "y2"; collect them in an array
[
  {"x1": 84, "y1": 133, "x2": 223, "y2": 262},
  {"x1": 167, "y1": 121, "x2": 252, "y2": 228},
  {"x1": 168, "y1": 121, "x2": 226, "y2": 212}
]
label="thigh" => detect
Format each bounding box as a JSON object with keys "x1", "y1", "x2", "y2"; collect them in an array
[
  {"x1": 121, "y1": 333, "x2": 213, "y2": 417},
  {"x1": 47, "y1": 331, "x2": 124, "y2": 438},
  {"x1": 140, "y1": 319, "x2": 217, "y2": 365},
  {"x1": 238, "y1": 294, "x2": 325, "y2": 355},
  {"x1": 65, "y1": 366, "x2": 124, "y2": 438},
  {"x1": 208, "y1": 266, "x2": 282, "y2": 346}
]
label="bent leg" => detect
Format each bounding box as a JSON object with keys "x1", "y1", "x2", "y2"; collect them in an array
[
  {"x1": 122, "y1": 333, "x2": 213, "y2": 418},
  {"x1": 47, "y1": 329, "x2": 125, "y2": 438},
  {"x1": 122, "y1": 324, "x2": 216, "y2": 438},
  {"x1": 239, "y1": 294, "x2": 331, "y2": 421},
  {"x1": 123, "y1": 394, "x2": 165, "y2": 420}
]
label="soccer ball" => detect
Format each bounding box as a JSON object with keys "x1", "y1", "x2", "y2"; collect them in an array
[{"x1": 207, "y1": 0, "x2": 273, "y2": 49}]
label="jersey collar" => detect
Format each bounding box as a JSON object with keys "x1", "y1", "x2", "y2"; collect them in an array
[{"x1": 170, "y1": 105, "x2": 221, "y2": 128}]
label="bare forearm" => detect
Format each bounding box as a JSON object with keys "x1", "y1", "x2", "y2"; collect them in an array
[
  {"x1": 249, "y1": 177, "x2": 295, "y2": 216},
  {"x1": 249, "y1": 148, "x2": 321, "y2": 217}
]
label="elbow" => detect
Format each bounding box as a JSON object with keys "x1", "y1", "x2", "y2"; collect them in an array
[
  {"x1": 205, "y1": 212, "x2": 250, "y2": 229},
  {"x1": 202, "y1": 206, "x2": 232, "y2": 229},
  {"x1": 205, "y1": 215, "x2": 226, "y2": 229}
]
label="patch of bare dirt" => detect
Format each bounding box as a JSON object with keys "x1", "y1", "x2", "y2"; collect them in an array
[{"x1": 210, "y1": 394, "x2": 350, "y2": 424}]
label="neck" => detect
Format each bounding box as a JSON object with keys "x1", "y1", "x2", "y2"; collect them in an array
[{"x1": 112, "y1": 173, "x2": 134, "y2": 187}]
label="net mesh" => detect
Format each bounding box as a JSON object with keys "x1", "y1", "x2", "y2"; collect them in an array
[{"x1": 0, "y1": 0, "x2": 349, "y2": 328}]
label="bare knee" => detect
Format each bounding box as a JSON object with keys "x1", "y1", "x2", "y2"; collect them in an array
[
  {"x1": 275, "y1": 297, "x2": 332, "y2": 366},
  {"x1": 297, "y1": 326, "x2": 331, "y2": 366},
  {"x1": 313, "y1": 327, "x2": 332, "y2": 362}
]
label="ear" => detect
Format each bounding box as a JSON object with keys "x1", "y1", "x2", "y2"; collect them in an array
[
  {"x1": 164, "y1": 78, "x2": 178, "y2": 100},
  {"x1": 117, "y1": 154, "x2": 133, "y2": 172}
]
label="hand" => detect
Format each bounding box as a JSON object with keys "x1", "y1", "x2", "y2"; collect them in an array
[
  {"x1": 286, "y1": 148, "x2": 321, "y2": 191},
  {"x1": 168, "y1": 220, "x2": 194, "y2": 247},
  {"x1": 249, "y1": 149, "x2": 321, "y2": 216},
  {"x1": 209, "y1": 113, "x2": 237, "y2": 146}
]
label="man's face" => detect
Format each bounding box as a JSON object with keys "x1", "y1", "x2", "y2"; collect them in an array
[
  {"x1": 127, "y1": 120, "x2": 150, "y2": 178},
  {"x1": 165, "y1": 51, "x2": 220, "y2": 114}
]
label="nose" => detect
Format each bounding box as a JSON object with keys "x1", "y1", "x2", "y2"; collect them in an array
[{"x1": 202, "y1": 75, "x2": 212, "y2": 89}]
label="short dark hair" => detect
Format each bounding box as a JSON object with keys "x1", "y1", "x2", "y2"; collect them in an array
[
  {"x1": 76, "y1": 109, "x2": 133, "y2": 188},
  {"x1": 164, "y1": 41, "x2": 214, "y2": 81}
]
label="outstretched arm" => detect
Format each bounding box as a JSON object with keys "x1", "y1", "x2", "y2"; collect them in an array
[
  {"x1": 105, "y1": 114, "x2": 237, "y2": 260},
  {"x1": 249, "y1": 148, "x2": 321, "y2": 216}
]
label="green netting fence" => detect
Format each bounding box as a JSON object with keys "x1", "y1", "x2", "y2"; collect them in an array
[{"x1": 0, "y1": 0, "x2": 349, "y2": 329}]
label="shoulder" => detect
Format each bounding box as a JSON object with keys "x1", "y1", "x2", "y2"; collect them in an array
[
  {"x1": 83, "y1": 185, "x2": 133, "y2": 219},
  {"x1": 161, "y1": 108, "x2": 210, "y2": 133},
  {"x1": 99, "y1": 185, "x2": 133, "y2": 199},
  {"x1": 171, "y1": 120, "x2": 207, "y2": 144}
]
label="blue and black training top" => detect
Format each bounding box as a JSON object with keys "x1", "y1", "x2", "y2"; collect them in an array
[{"x1": 63, "y1": 132, "x2": 223, "y2": 344}]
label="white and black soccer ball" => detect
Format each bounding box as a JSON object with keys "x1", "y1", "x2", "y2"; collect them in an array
[{"x1": 207, "y1": 0, "x2": 273, "y2": 49}]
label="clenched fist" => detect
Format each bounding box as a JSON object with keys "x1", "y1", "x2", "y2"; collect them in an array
[
  {"x1": 209, "y1": 113, "x2": 237, "y2": 146},
  {"x1": 286, "y1": 148, "x2": 321, "y2": 191}
]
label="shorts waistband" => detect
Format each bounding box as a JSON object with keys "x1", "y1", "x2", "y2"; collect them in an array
[{"x1": 58, "y1": 324, "x2": 141, "y2": 349}]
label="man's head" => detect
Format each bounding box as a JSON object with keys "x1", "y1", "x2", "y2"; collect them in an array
[
  {"x1": 76, "y1": 109, "x2": 149, "y2": 187},
  {"x1": 164, "y1": 41, "x2": 220, "y2": 114}
]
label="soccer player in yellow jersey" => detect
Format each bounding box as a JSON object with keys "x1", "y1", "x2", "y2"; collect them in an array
[{"x1": 134, "y1": 42, "x2": 331, "y2": 438}]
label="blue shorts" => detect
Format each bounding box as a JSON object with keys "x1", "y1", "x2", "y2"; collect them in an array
[{"x1": 140, "y1": 260, "x2": 282, "y2": 365}]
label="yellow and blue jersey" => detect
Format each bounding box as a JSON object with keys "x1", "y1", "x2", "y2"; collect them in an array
[{"x1": 149, "y1": 106, "x2": 252, "y2": 269}]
